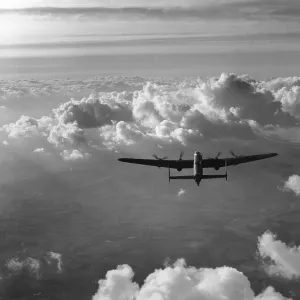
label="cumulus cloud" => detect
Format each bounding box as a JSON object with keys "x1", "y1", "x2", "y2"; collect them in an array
[
  {"x1": 92, "y1": 258, "x2": 290, "y2": 300},
  {"x1": 177, "y1": 188, "x2": 186, "y2": 197},
  {"x1": 2, "y1": 115, "x2": 43, "y2": 139},
  {"x1": 61, "y1": 149, "x2": 89, "y2": 161},
  {"x1": 2, "y1": 73, "x2": 300, "y2": 158},
  {"x1": 92, "y1": 264, "x2": 139, "y2": 300},
  {"x1": 47, "y1": 121, "x2": 87, "y2": 148},
  {"x1": 2, "y1": 114, "x2": 88, "y2": 160},
  {"x1": 282, "y1": 175, "x2": 300, "y2": 196},
  {"x1": 98, "y1": 73, "x2": 299, "y2": 149},
  {"x1": 255, "y1": 287, "x2": 292, "y2": 300},
  {"x1": 258, "y1": 231, "x2": 300, "y2": 279},
  {"x1": 99, "y1": 121, "x2": 149, "y2": 150},
  {"x1": 53, "y1": 93, "x2": 133, "y2": 129}
]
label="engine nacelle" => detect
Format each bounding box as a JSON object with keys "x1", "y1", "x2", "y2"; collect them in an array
[{"x1": 177, "y1": 168, "x2": 182, "y2": 172}]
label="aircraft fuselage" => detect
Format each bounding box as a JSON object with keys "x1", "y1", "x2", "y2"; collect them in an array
[{"x1": 194, "y1": 151, "x2": 203, "y2": 186}]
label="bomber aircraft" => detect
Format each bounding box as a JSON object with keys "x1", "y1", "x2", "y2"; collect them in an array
[{"x1": 118, "y1": 150, "x2": 278, "y2": 186}]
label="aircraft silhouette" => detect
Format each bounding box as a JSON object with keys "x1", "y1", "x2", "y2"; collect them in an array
[{"x1": 118, "y1": 150, "x2": 278, "y2": 186}]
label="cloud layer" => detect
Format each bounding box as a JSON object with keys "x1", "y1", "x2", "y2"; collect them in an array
[
  {"x1": 91, "y1": 230, "x2": 300, "y2": 299},
  {"x1": 92, "y1": 231, "x2": 299, "y2": 300},
  {"x1": 1, "y1": 74, "x2": 300, "y2": 298},
  {"x1": 2, "y1": 73, "x2": 300, "y2": 160}
]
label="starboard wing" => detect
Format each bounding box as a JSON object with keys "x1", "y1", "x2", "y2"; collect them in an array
[
  {"x1": 202, "y1": 153, "x2": 278, "y2": 169},
  {"x1": 118, "y1": 158, "x2": 193, "y2": 169}
]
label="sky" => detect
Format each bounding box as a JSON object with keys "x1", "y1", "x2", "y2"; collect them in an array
[
  {"x1": 1, "y1": 0, "x2": 300, "y2": 79},
  {"x1": 1, "y1": 1, "x2": 300, "y2": 299}
]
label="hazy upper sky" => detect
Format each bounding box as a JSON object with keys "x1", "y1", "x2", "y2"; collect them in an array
[{"x1": 1, "y1": 0, "x2": 300, "y2": 78}]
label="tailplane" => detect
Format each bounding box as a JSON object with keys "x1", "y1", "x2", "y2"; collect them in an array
[
  {"x1": 168, "y1": 166, "x2": 227, "y2": 183},
  {"x1": 168, "y1": 174, "x2": 227, "y2": 181},
  {"x1": 202, "y1": 174, "x2": 227, "y2": 180},
  {"x1": 169, "y1": 176, "x2": 195, "y2": 180}
]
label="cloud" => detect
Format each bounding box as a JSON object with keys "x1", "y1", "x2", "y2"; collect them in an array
[
  {"x1": 92, "y1": 258, "x2": 290, "y2": 300},
  {"x1": 2, "y1": 115, "x2": 44, "y2": 139},
  {"x1": 99, "y1": 73, "x2": 299, "y2": 150},
  {"x1": 45, "y1": 252, "x2": 63, "y2": 274},
  {"x1": 255, "y1": 287, "x2": 292, "y2": 300},
  {"x1": 2, "y1": 73, "x2": 300, "y2": 159},
  {"x1": 61, "y1": 149, "x2": 89, "y2": 161},
  {"x1": 177, "y1": 188, "x2": 186, "y2": 197},
  {"x1": 99, "y1": 121, "x2": 149, "y2": 150},
  {"x1": 0, "y1": 78, "x2": 140, "y2": 159},
  {"x1": 3, "y1": 251, "x2": 64, "y2": 280},
  {"x1": 273, "y1": 86, "x2": 300, "y2": 120},
  {"x1": 5, "y1": 257, "x2": 41, "y2": 279},
  {"x1": 53, "y1": 94, "x2": 133, "y2": 129},
  {"x1": 2, "y1": 115, "x2": 88, "y2": 160},
  {"x1": 258, "y1": 231, "x2": 300, "y2": 280},
  {"x1": 282, "y1": 175, "x2": 300, "y2": 196},
  {"x1": 0, "y1": 77, "x2": 142, "y2": 116},
  {"x1": 33, "y1": 147, "x2": 45, "y2": 153},
  {"x1": 92, "y1": 264, "x2": 139, "y2": 300},
  {"x1": 2, "y1": 0, "x2": 300, "y2": 21},
  {"x1": 230, "y1": 0, "x2": 300, "y2": 19}
]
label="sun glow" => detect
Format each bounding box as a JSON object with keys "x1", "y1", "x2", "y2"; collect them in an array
[
  {"x1": 0, "y1": 16, "x2": 23, "y2": 44},
  {"x1": 0, "y1": 14, "x2": 46, "y2": 46},
  {"x1": 0, "y1": 0, "x2": 43, "y2": 9}
]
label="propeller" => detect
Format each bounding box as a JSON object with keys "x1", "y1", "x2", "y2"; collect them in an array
[
  {"x1": 153, "y1": 153, "x2": 168, "y2": 169},
  {"x1": 206, "y1": 151, "x2": 221, "y2": 159},
  {"x1": 153, "y1": 154, "x2": 168, "y2": 160},
  {"x1": 179, "y1": 151, "x2": 184, "y2": 160},
  {"x1": 230, "y1": 150, "x2": 237, "y2": 158},
  {"x1": 207, "y1": 151, "x2": 222, "y2": 170}
]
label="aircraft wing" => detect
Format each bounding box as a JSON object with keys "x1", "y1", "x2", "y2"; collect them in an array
[
  {"x1": 118, "y1": 158, "x2": 193, "y2": 169},
  {"x1": 202, "y1": 153, "x2": 278, "y2": 169}
]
